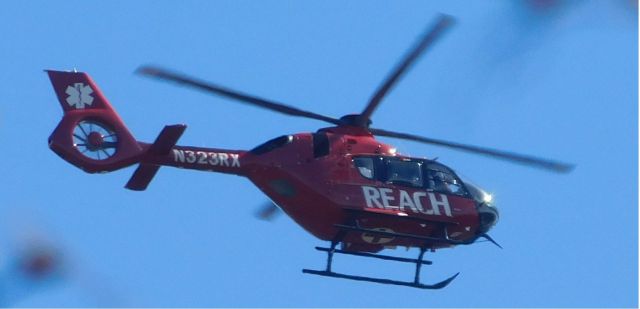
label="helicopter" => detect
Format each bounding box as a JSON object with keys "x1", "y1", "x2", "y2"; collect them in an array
[{"x1": 45, "y1": 15, "x2": 573, "y2": 289}]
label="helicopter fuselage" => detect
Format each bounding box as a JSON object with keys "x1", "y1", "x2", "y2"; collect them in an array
[{"x1": 135, "y1": 125, "x2": 494, "y2": 253}]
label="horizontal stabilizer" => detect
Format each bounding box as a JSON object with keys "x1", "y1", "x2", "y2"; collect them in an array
[
  {"x1": 125, "y1": 124, "x2": 186, "y2": 191},
  {"x1": 148, "y1": 124, "x2": 186, "y2": 155},
  {"x1": 125, "y1": 164, "x2": 160, "y2": 191}
]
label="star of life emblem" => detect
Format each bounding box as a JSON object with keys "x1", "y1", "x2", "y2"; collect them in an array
[{"x1": 65, "y1": 83, "x2": 94, "y2": 109}]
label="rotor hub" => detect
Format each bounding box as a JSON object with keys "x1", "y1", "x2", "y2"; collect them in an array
[
  {"x1": 339, "y1": 114, "x2": 371, "y2": 128},
  {"x1": 87, "y1": 131, "x2": 104, "y2": 150}
]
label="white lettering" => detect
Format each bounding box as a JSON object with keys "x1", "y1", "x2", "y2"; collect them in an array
[
  {"x1": 208, "y1": 152, "x2": 219, "y2": 165},
  {"x1": 398, "y1": 190, "x2": 417, "y2": 212},
  {"x1": 360, "y1": 186, "x2": 452, "y2": 217},
  {"x1": 428, "y1": 193, "x2": 452, "y2": 217},
  {"x1": 197, "y1": 151, "x2": 208, "y2": 164},
  {"x1": 412, "y1": 192, "x2": 431, "y2": 214},
  {"x1": 172, "y1": 150, "x2": 241, "y2": 168},
  {"x1": 231, "y1": 154, "x2": 241, "y2": 167},
  {"x1": 362, "y1": 186, "x2": 383, "y2": 209},
  {"x1": 173, "y1": 149, "x2": 185, "y2": 163},
  {"x1": 219, "y1": 153, "x2": 229, "y2": 166},
  {"x1": 379, "y1": 188, "x2": 397, "y2": 210},
  {"x1": 185, "y1": 150, "x2": 196, "y2": 163}
]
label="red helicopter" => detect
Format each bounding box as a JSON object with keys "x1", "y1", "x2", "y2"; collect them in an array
[{"x1": 45, "y1": 15, "x2": 572, "y2": 289}]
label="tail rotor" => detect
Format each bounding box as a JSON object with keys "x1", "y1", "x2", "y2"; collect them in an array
[{"x1": 72, "y1": 120, "x2": 118, "y2": 161}]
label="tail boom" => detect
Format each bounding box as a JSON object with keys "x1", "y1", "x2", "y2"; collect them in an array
[
  {"x1": 125, "y1": 125, "x2": 247, "y2": 191},
  {"x1": 142, "y1": 144, "x2": 246, "y2": 175},
  {"x1": 126, "y1": 144, "x2": 247, "y2": 191}
]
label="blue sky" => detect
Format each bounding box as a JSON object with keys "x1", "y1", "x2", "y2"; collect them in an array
[{"x1": 0, "y1": 1, "x2": 637, "y2": 307}]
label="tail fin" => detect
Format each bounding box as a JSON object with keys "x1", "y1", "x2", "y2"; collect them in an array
[{"x1": 46, "y1": 70, "x2": 143, "y2": 173}]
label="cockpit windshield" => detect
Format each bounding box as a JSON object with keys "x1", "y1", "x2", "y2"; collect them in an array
[{"x1": 461, "y1": 178, "x2": 493, "y2": 205}]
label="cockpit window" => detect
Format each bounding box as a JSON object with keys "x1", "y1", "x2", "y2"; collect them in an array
[
  {"x1": 425, "y1": 163, "x2": 466, "y2": 196},
  {"x1": 385, "y1": 159, "x2": 423, "y2": 187},
  {"x1": 354, "y1": 157, "x2": 375, "y2": 179}
]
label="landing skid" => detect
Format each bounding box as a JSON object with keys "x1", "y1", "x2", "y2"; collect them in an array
[
  {"x1": 303, "y1": 221, "x2": 500, "y2": 289},
  {"x1": 303, "y1": 229, "x2": 459, "y2": 289},
  {"x1": 302, "y1": 269, "x2": 459, "y2": 290}
]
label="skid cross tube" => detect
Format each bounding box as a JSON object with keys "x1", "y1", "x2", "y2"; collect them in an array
[
  {"x1": 325, "y1": 241, "x2": 338, "y2": 272},
  {"x1": 415, "y1": 247, "x2": 427, "y2": 284},
  {"x1": 326, "y1": 230, "x2": 348, "y2": 272}
]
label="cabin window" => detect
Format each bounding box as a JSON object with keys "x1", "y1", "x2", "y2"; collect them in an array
[
  {"x1": 385, "y1": 159, "x2": 423, "y2": 188},
  {"x1": 425, "y1": 163, "x2": 466, "y2": 196},
  {"x1": 353, "y1": 157, "x2": 375, "y2": 179},
  {"x1": 312, "y1": 132, "x2": 330, "y2": 158}
]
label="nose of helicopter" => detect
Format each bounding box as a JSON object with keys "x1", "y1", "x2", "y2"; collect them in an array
[
  {"x1": 461, "y1": 179, "x2": 500, "y2": 233},
  {"x1": 477, "y1": 203, "x2": 499, "y2": 234}
]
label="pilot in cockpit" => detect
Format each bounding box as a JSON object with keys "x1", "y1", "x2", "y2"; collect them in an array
[{"x1": 431, "y1": 171, "x2": 451, "y2": 193}]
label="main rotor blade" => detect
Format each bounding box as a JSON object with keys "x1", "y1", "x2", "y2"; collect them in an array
[
  {"x1": 360, "y1": 14, "x2": 454, "y2": 125},
  {"x1": 369, "y1": 128, "x2": 574, "y2": 173},
  {"x1": 137, "y1": 66, "x2": 342, "y2": 125}
]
